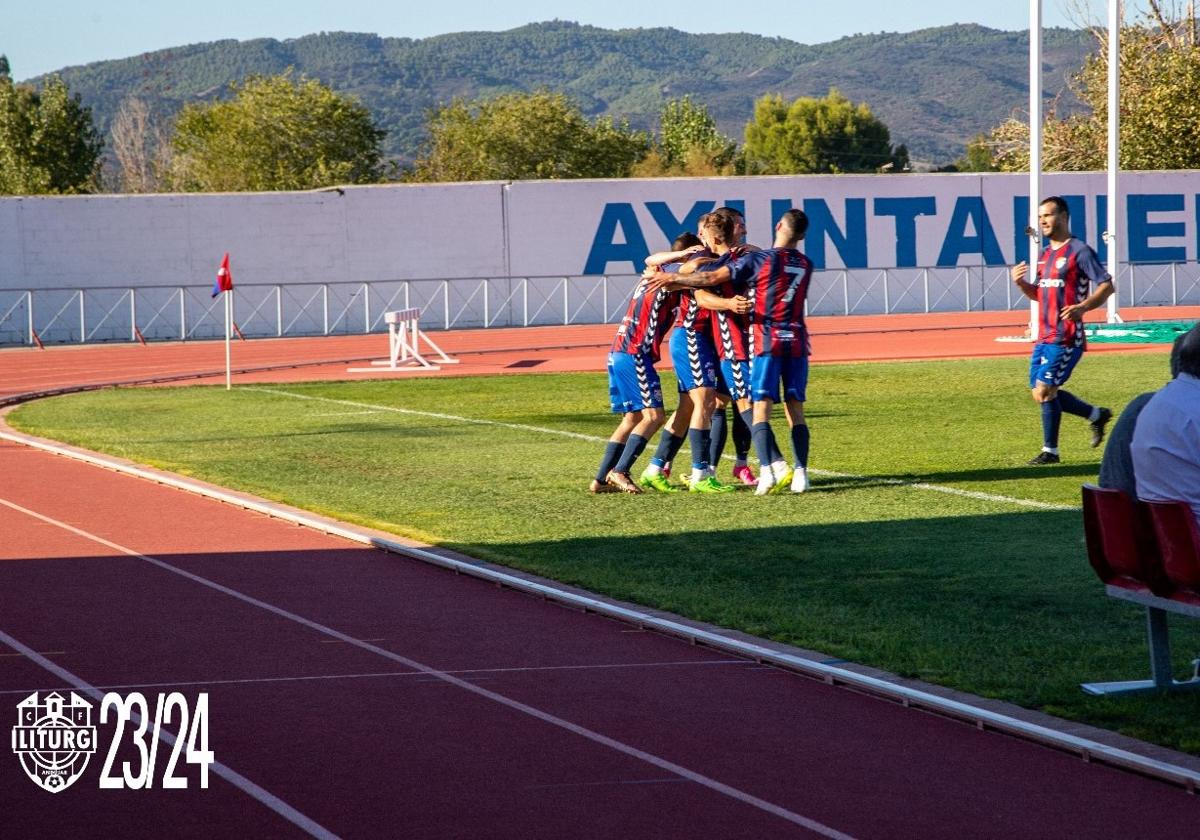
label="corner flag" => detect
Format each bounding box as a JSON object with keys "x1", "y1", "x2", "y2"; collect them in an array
[{"x1": 211, "y1": 253, "x2": 233, "y2": 298}]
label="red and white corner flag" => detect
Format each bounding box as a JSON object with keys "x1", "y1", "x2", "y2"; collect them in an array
[
  {"x1": 211, "y1": 252, "x2": 234, "y2": 297},
  {"x1": 212, "y1": 253, "x2": 234, "y2": 389}
]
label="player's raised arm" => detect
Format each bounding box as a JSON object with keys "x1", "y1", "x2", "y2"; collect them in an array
[
  {"x1": 645, "y1": 244, "x2": 705, "y2": 267},
  {"x1": 1011, "y1": 261, "x2": 1038, "y2": 302},
  {"x1": 695, "y1": 288, "x2": 750, "y2": 315},
  {"x1": 646, "y1": 264, "x2": 732, "y2": 292}
]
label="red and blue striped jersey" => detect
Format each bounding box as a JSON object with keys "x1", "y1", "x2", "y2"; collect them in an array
[
  {"x1": 728, "y1": 248, "x2": 814, "y2": 357},
  {"x1": 1035, "y1": 238, "x2": 1110, "y2": 347},
  {"x1": 709, "y1": 278, "x2": 750, "y2": 361},
  {"x1": 673, "y1": 291, "x2": 713, "y2": 333},
  {"x1": 611, "y1": 279, "x2": 677, "y2": 360}
]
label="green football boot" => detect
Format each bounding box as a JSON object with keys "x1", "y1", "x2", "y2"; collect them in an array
[
  {"x1": 689, "y1": 475, "x2": 736, "y2": 493},
  {"x1": 639, "y1": 470, "x2": 682, "y2": 493}
]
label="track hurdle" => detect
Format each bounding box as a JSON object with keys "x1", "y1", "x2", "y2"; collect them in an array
[{"x1": 347, "y1": 308, "x2": 459, "y2": 373}]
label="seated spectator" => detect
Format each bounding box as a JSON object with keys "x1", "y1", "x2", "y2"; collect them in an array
[
  {"x1": 1131, "y1": 324, "x2": 1200, "y2": 526},
  {"x1": 1098, "y1": 334, "x2": 1185, "y2": 498}
]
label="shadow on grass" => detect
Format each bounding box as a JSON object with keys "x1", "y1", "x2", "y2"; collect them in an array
[{"x1": 819, "y1": 461, "x2": 1101, "y2": 488}]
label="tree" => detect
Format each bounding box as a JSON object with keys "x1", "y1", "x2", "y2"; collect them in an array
[
  {"x1": 990, "y1": 2, "x2": 1200, "y2": 171},
  {"x1": 741, "y1": 88, "x2": 908, "y2": 175},
  {"x1": 109, "y1": 96, "x2": 172, "y2": 193},
  {"x1": 408, "y1": 90, "x2": 650, "y2": 182},
  {"x1": 169, "y1": 71, "x2": 388, "y2": 192},
  {"x1": 633, "y1": 96, "x2": 738, "y2": 177},
  {"x1": 950, "y1": 133, "x2": 1000, "y2": 172},
  {"x1": 0, "y1": 72, "x2": 102, "y2": 195}
]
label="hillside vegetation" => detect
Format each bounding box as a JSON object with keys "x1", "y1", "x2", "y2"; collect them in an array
[{"x1": 24, "y1": 22, "x2": 1091, "y2": 166}]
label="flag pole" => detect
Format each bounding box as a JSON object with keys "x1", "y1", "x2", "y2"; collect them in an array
[
  {"x1": 1106, "y1": 0, "x2": 1123, "y2": 323},
  {"x1": 225, "y1": 289, "x2": 232, "y2": 390},
  {"x1": 1029, "y1": 0, "x2": 1042, "y2": 340}
]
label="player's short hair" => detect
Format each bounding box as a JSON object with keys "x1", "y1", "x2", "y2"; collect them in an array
[
  {"x1": 672, "y1": 232, "x2": 702, "y2": 251},
  {"x1": 714, "y1": 206, "x2": 744, "y2": 221},
  {"x1": 1177, "y1": 323, "x2": 1200, "y2": 378},
  {"x1": 1040, "y1": 196, "x2": 1069, "y2": 217},
  {"x1": 699, "y1": 212, "x2": 735, "y2": 246},
  {"x1": 777, "y1": 208, "x2": 809, "y2": 241}
]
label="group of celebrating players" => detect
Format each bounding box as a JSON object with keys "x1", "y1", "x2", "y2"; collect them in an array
[
  {"x1": 590, "y1": 195, "x2": 1121, "y2": 497},
  {"x1": 591, "y1": 205, "x2": 816, "y2": 497}
]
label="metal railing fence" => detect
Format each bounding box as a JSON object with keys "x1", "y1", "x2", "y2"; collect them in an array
[{"x1": 2, "y1": 262, "x2": 1197, "y2": 346}]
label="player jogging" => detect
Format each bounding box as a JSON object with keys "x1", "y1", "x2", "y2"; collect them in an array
[{"x1": 1010, "y1": 196, "x2": 1115, "y2": 465}]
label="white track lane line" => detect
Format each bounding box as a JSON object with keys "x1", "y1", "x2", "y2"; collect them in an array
[
  {"x1": 0, "y1": 659, "x2": 749, "y2": 697},
  {"x1": 0, "y1": 495, "x2": 856, "y2": 840},
  {"x1": 247, "y1": 386, "x2": 1077, "y2": 512},
  {"x1": 0, "y1": 626, "x2": 339, "y2": 840}
]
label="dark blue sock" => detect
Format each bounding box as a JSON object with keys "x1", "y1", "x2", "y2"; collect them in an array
[
  {"x1": 752, "y1": 422, "x2": 776, "y2": 470},
  {"x1": 731, "y1": 408, "x2": 752, "y2": 460},
  {"x1": 596, "y1": 441, "x2": 623, "y2": 482},
  {"x1": 709, "y1": 409, "x2": 728, "y2": 467},
  {"x1": 665, "y1": 429, "x2": 687, "y2": 463},
  {"x1": 1040, "y1": 399, "x2": 1062, "y2": 449},
  {"x1": 649, "y1": 432, "x2": 683, "y2": 469},
  {"x1": 688, "y1": 428, "x2": 711, "y2": 471},
  {"x1": 1057, "y1": 389, "x2": 1093, "y2": 419},
  {"x1": 614, "y1": 434, "x2": 650, "y2": 475},
  {"x1": 790, "y1": 423, "x2": 810, "y2": 468}
]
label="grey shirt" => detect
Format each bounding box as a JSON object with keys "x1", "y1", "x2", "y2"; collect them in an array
[{"x1": 1131, "y1": 372, "x2": 1200, "y2": 526}]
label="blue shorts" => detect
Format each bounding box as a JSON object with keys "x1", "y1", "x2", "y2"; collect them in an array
[
  {"x1": 717, "y1": 359, "x2": 752, "y2": 401},
  {"x1": 608, "y1": 351, "x2": 664, "y2": 414},
  {"x1": 1029, "y1": 343, "x2": 1083, "y2": 388},
  {"x1": 750, "y1": 355, "x2": 809, "y2": 404},
  {"x1": 669, "y1": 329, "x2": 720, "y2": 393}
]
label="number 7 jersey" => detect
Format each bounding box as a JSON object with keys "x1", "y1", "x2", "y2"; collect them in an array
[{"x1": 728, "y1": 247, "x2": 814, "y2": 357}]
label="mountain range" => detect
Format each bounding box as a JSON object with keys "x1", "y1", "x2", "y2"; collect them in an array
[{"x1": 25, "y1": 21, "x2": 1096, "y2": 167}]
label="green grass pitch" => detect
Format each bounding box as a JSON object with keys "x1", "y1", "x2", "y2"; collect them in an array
[{"x1": 11, "y1": 350, "x2": 1200, "y2": 754}]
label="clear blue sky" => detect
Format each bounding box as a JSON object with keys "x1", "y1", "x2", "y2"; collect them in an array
[{"x1": 6, "y1": 1, "x2": 1099, "y2": 81}]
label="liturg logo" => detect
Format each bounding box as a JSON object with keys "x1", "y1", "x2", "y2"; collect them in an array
[{"x1": 12, "y1": 691, "x2": 97, "y2": 793}]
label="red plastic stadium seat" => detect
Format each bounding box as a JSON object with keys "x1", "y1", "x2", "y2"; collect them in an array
[
  {"x1": 1081, "y1": 485, "x2": 1164, "y2": 594},
  {"x1": 1143, "y1": 499, "x2": 1200, "y2": 606}
]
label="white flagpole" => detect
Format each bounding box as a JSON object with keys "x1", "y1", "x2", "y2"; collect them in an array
[
  {"x1": 1029, "y1": 0, "x2": 1043, "y2": 339},
  {"x1": 225, "y1": 289, "x2": 232, "y2": 391},
  {"x1": 1106, "y1": 0, "x2": 1123, "y2": 323}
]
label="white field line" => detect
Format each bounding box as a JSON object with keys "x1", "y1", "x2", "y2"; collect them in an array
[
  {"x1": 0, "y1": 496, "x2": 855, "y2": 840},
  {"x1": 247, "y1": 387, "x2": 1078, "y2": 512}
]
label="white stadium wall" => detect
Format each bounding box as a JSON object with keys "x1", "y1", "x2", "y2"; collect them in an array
[{"x1": 2, "y1": 172, "x2": 1199, "y2": 343}]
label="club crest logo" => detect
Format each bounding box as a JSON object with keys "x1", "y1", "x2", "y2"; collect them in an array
[
  {"x1": 1055, "y1": 256, "x2": 1068, "y2": 270},
  {"x1": 12, "y1": 692, "x2": 97, "y2": 793}
]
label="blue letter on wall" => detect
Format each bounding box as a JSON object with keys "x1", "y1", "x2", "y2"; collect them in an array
[
  {"x1": 584, "y1": 203, "x2": 650, "y2": 274},
  {"x1": 874, "y1": 197, "x2": 936, "y2": 267},
  {"x1": 938, "y1": 197, "x2": 1004, "y2": 266},
  {"x1": 802, "y1": 198, "x2": 868, "y2": 269},
  {"x1": 646, "y1": 201, "x2": 715, "y2": 244},
  {"x1": 1127, "y1": 194, "x2": 1186, "y2": 263}
]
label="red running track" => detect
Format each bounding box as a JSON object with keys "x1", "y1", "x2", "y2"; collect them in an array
[{"x1": 1, "y1": 313, "x2": 1198, "y2": 837}]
